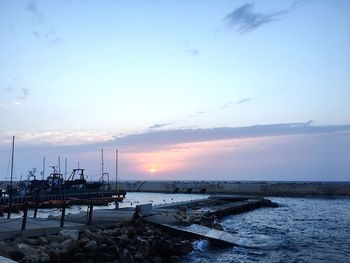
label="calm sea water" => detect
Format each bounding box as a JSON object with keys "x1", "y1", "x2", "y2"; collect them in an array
[{"x1": 184, "y1": 197, "x2": 350, "y2": 263}]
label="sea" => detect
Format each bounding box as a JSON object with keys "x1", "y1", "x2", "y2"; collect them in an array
[
  {"x1": 4, "y1": 192, "x2": 350, "y2": 262},
  {"x1": 121, "y1": 193, "x2": 350, "y2": 263}
]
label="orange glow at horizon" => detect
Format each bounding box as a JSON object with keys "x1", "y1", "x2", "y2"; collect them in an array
[{"x1": 121, "y1": 135, "x2": 292, "y2": 177}]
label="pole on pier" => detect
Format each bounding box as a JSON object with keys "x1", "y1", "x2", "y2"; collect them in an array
[
  {"x1": 60, "y1": 202, "x2": 66, "y2": 227},
  {"x1": 87, "y1": 203, "x2": 93, "y2": 225},
  {"x1": 21, "y1": 202, "x2": 28, "y2": 230},
  {"x1": 7, "y1": 136, "x2": 15, "y2": 219},
  {"x1": 34, "y1": 205, "x2": 38, "y2": 218}
]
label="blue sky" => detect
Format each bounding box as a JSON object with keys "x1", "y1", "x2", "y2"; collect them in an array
[{"x1": 0, "y1": 0, "x2": 349, "y2": 181}]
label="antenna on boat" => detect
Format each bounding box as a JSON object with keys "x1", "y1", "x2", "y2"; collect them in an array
[
  {"x1": 42, "y1": 157, "x2": 46, "y2": 180},
  {"x1": 101, "y1": 149, "x2": 105, "y2": 189},
  {"x1": 7, "y1": 136, "x2": 15, "y2": 219},
  {"x1": 64, "y1": 158, "x2": 67, "y2": 181},
  {"x1": 101, "y1": 149, "x2": 104, "y2": 178}
]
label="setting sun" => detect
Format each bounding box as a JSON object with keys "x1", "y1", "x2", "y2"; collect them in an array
[{"x1": 149, "y1": 167, "x2": 157, "y2": 173}]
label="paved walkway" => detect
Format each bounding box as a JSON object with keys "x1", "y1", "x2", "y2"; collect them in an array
[{"x1": 0, "y1": 217, "x2": 85, "y2": 239}]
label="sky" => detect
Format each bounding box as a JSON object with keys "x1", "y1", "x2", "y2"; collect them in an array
[{"x1": 0, "y1": 0, "x2": 349, "y2": 181}]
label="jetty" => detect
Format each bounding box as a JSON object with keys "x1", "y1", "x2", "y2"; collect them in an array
[
  {"x1": 0, "y1": 195, "x2": 276, "y2": 247},
  {"x1": 0, "y1": 194, "x2": 279, "y2": 262}
]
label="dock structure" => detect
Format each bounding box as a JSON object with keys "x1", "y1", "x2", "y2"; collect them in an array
[
  {"x1": 144, "y1": 214, "x2": 254, "y2": 247},
  {"x1": 0, "y1": 195, "x2": 276, "y2": 247}
]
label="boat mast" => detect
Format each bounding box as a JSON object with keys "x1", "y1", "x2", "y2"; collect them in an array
[
  {"x1": 7, "y1": 136, "x2": 15, "y2": 219},
  {"x1": 64, "y1": 158, "x2": 67, "y2": 181},
  {"x1": 115, "y1": 149, "x2": 118, "y2": 192},
  {"x1": 101, "y1": 149, "x2": 105, "y2": 190},
  {"x1": 42, "y1": 157, "x2": 46, "y2": 180}
]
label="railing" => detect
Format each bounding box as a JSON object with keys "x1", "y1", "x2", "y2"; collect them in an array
[{"x1": 0, "y1": 202, "x2": 95, "y2": 231}]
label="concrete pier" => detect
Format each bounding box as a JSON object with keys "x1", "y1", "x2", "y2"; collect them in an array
[{"x1": 118, "y1": 180, "x2": 350, "y2": 196}]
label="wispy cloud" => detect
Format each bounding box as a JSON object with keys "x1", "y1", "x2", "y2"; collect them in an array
[
  {"x1": 164, "y1": 40, "x2": 200, "y2": 57},
  {"x1": 26, "y1": 1, "x2": 61, "y2": 47},
  {"x1": 149, "y1": 123, "x2": 172, "y2": 130},
  {"x1": 222, "y1": 97, "x2": 252, "y2": 109},
  {"x1": 26, "y1": 0, "x2": 44, "y2": 24},
  {"x1": 0, "y1": 80, "x2": 30, "y2": 106},
  {"x1": 185, "y1": 48, "x2": 199, "y2": 56},
  {"x1": 225, "y1": 2, "x2": 298, "y2": 33},
  {"x1": 237, "y1": 98, "x2": 251, "y2": 104},
  {"x1": 0, "y1": 130, "x2": 113, "y2": 148},
  {"x1": 17, "y1": 88, "x2": 29, "y2": 100},
  {"x1": 106, "y1": 122, "x2": 350, "y2": 150}
]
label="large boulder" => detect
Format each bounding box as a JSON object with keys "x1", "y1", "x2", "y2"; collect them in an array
[
  {"x1": 58, "y1": 239, "x2": 76, "y2": 254},
  {"x1": 17, "y1": 243, "x2": 41, "y2": 262},
  {"x1": 171, "y1": 240, "x2": 193, "y2": 255},
  {"x1": 84, "y1": 240, "x2": 97, "y2": 252},
  {"x1": 59, "y1": 229, "x2": 79, "y2": 241},
  {"x1": 47, "y1": 234, "x2": 65, "y2": 243}
]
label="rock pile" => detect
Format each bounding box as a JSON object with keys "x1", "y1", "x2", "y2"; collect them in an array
[{"x1": 0, "y1": 220, "x2": 195, "y2": 263}]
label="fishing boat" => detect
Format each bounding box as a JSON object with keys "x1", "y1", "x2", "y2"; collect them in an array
[{"x1": 0, "y1": 137, "x2": 126, "y2": 209}]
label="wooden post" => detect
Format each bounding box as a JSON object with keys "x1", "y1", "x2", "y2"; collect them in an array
[
  {"x1": 21, "y1": 202, "x2": 28, "y2": 230},
  {"x1": 33, "y1": 205, "x2": 38, "y2": 218}
]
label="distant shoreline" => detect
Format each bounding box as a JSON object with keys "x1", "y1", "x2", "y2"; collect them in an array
[
  {"x1": 118, "y1": 180, "x2": 350, "y2": 196},
  {"x1": 1, "y1": 180, "x2": 350, "y2": 196}
]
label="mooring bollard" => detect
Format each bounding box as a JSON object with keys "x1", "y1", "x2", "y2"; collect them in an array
[
  {"x1": 60, "y1": 202, "x2": 66, "y2": 227},
  {"x1": 21, "y1": 202, "x2": 28, "y2": 230}
]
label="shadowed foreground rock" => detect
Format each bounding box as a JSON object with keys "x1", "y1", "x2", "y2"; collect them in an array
[{"x1": 0, "y1": 220, "x2": 195, "y2": 263}]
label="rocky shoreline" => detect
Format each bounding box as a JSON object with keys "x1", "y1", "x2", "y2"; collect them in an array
[{"x1": 0, "y1": 220, "x2": 196, "y2": 263}]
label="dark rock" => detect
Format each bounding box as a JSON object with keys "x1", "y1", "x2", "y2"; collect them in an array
[
  {"x1": 152, "y1": 256, "x2": 163, "y2": 263},
  {"x1": 117, "y1": 234, "x2": 129, "y2": 246},
  {"x1": 47, "y1": 248, "x2": 61, "y2": 258},
  {"x1": 171, "y1": 240, "x2": 193, "y2": 255},
  {"x1": 170, "y1": 255, "x2": 181, "y2": 263},
  {"x1": 84, "y1": 240, "x2": 97, "y2": 252},
  {"x1": 126, "y1": 226, "x2": 136, "y2": 238},
  {"x1": 103, "y1": 229, "x2": 118, "y2": 236},
  {"x1": 119, "y1": 248, "x2": 134, "y2": 263},
  {"x1": 38, "y1": 236, "x2": 49, "y2": 245},
  {"x1": 98, "y1": 252, "x2": 115, "y2": 262},
  {"x1": 77, "y1": 237, "x2": 90, "y2": 247},
  {"x1": 39, "y1": 251, "x2": 50, "y2": 262},
  {"x1": 17, "y1": 243, "x2": 41, "y2": 262},
  {"x1": 134, "y1": 251, "x2": 144, "y2": 260},
  {"x1": 73, "y1": 252, "x2": 88, "y2": 263},
  {"x1": 136, "y1": 237, "x2": 150, "y2": 257},
  {"x1": 7, "y1": 250, "x2": 25, "y2": 261},
  {"x1": 0, "y1": 241, "x2": 16, "y2": 257},
  {"x1": 212, "y1": 223, "x2": 224, "y2": 231},
  {"x1": 58, "y1": 239, "x2": 75, "y2": 254},
  {"x1": 25, "y1": 238, "x2": 40, "y2": 246},
  {"x1": 47, "y1": 234, "x2": 65, "y2": 243},
  {"x1": 59, "y1": 229, "x2": 79, "y2": 241}
]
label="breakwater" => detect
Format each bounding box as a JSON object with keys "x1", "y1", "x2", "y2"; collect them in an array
[{"x1": 118, "y1": 181, "x2": 350, "y2": 196}]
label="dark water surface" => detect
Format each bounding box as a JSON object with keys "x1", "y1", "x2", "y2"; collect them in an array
[{"x1": 184, "y1": 197, "x2": 350, "y2": 263}]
